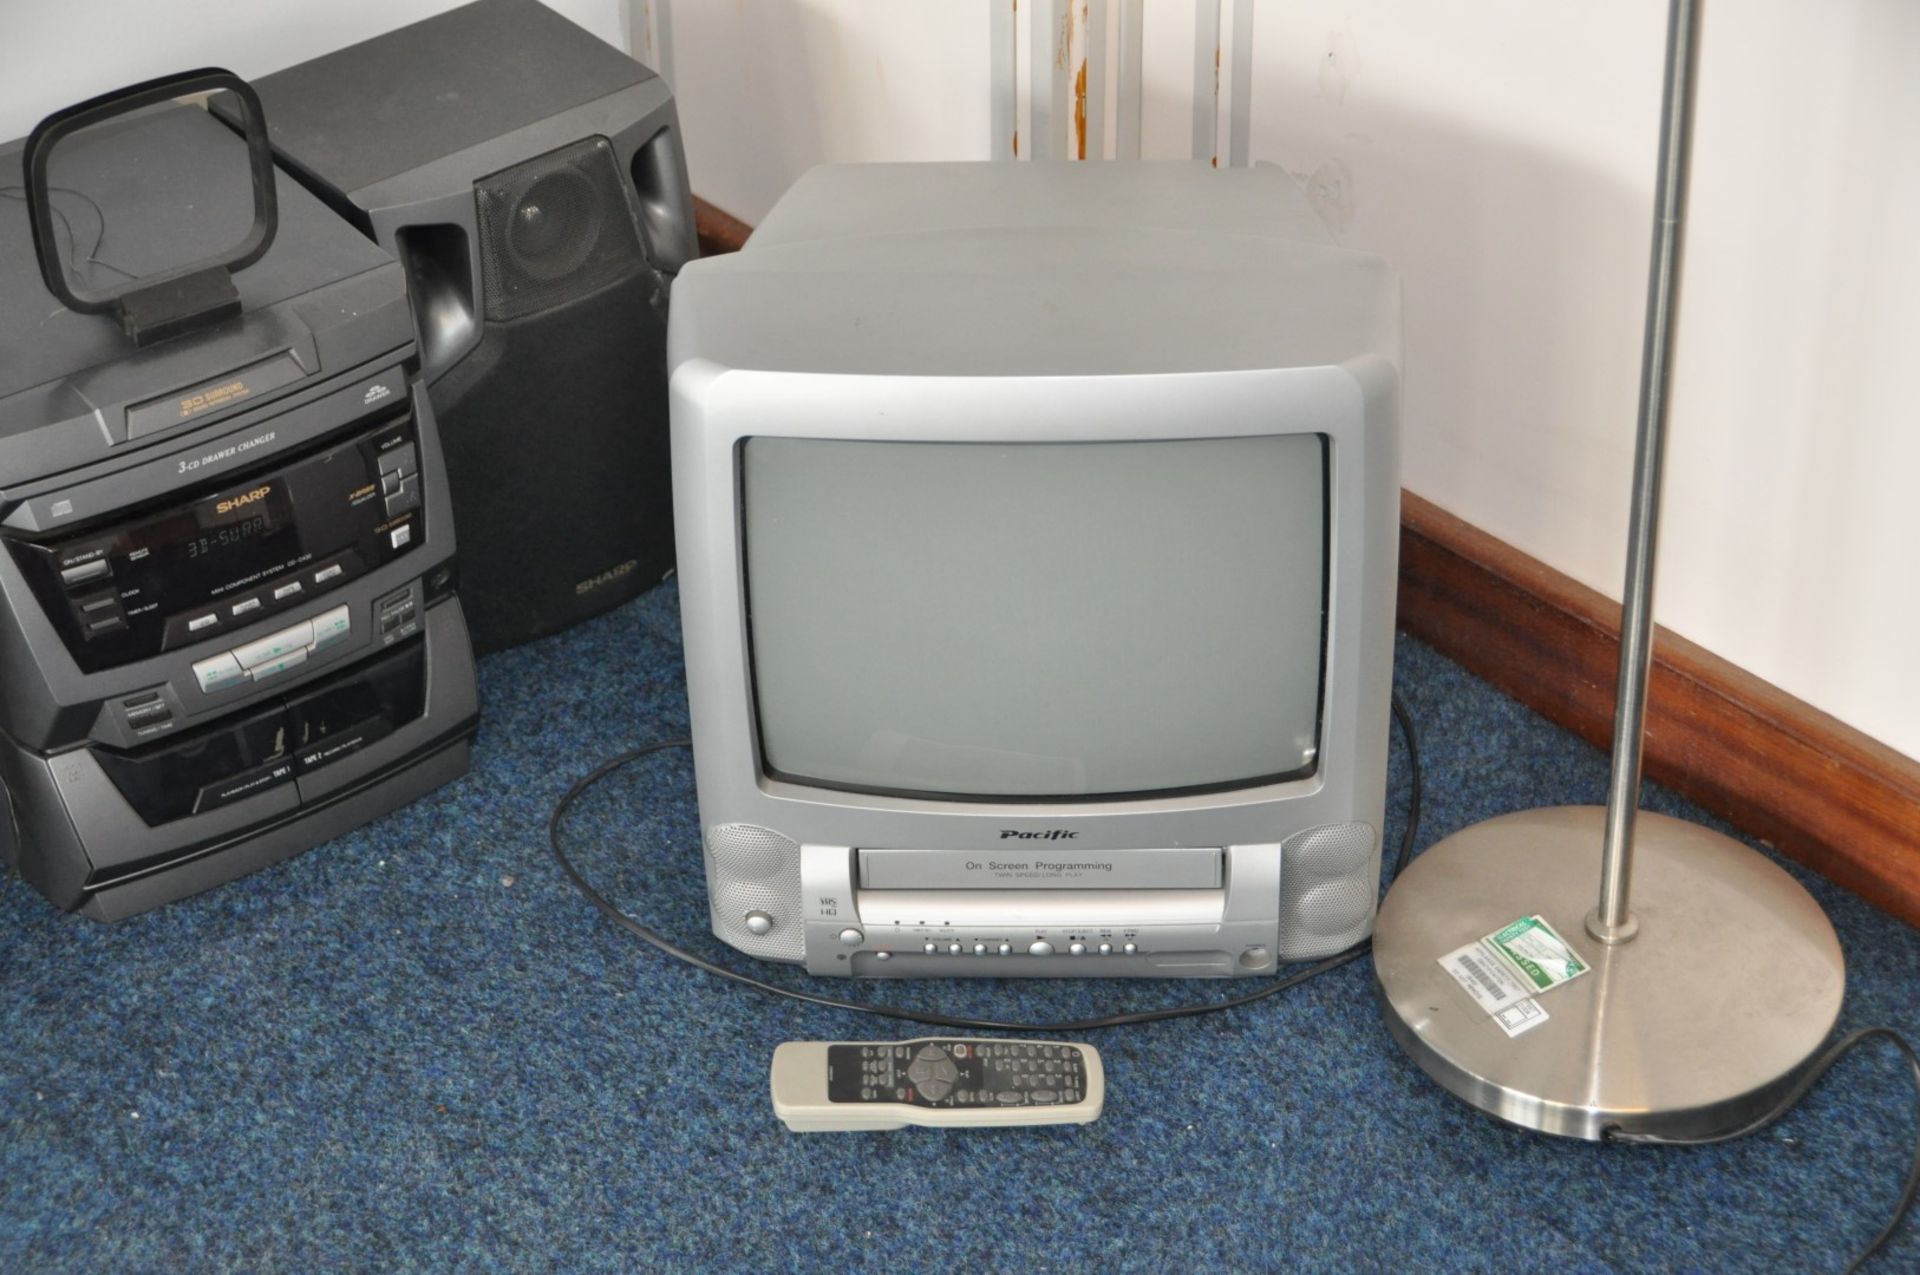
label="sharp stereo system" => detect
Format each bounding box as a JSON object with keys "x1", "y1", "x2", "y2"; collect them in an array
[
  {"x1": 0, "y1": 75, "x2": 478, "y2": 918},
  {"x1": 228, "y1": 0, "x2": 698, "y2": 654},
  {"x1": 669, "y1": 161, "x2": 1401, "y2": 979}
]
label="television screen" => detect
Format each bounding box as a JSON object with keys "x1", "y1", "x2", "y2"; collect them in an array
[{"x1": 742, "y1": 433, "x2": 1326, "y2": 800}]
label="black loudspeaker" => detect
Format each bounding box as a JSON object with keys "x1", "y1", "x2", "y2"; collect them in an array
[{"x1": 233, "y1": 0, "x2": 697, "y2": 652}]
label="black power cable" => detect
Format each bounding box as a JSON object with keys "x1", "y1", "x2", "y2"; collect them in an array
[
  {"x1": 1608, "y1": 1027, "x2": 1920, "y2": 1273},
  {"x1": 547, "y1": 693, "x2": 1421, "y2": 1033}
]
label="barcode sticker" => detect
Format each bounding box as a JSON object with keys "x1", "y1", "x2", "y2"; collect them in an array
[{"x1": 1439, "y1": 941, "x2": 1536, "y2": 1014}]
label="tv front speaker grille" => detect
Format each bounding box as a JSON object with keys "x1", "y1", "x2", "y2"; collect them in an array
[
  {"x1": 474, "y1": 137, "x2": 647, "y2": 322},
  {"x1": 1275, "y1": 821, "x2": 1379, "y2": 960},
  {"x1": 705, "y1": 823, "x2": 804, "y2": 961}
]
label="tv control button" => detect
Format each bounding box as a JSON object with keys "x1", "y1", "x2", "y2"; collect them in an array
[
  {"x1": 231, "y1": 596, "x2": 262, "y2": 617},
  {"x1": 186, "y1": 613, "x2": 218, "y2": 633},
  {"x1": 837, "y1": 927, "x2": 864, "y2": 948},
  {"x1": 60, "y1": 559, "x2": 110, "y2": 587},
  {"x1": 874, "y1": 950, "x2": 891, "y2": 961},
  {"x1": 233, "y1": 622, "x2": 314, "y2": 670},
  {"x1": 743, "y1": 910, "x2": 774, "y2": 936},
  {"x1": 947, "y1": 942, "x2": 962, "y2": 955},
  {"x1": 192, "y1": 652, "x2": 246, "y2": 694},
  {"x1": 310, "y1": 606, "x2": 352, "y2": 649},
  {"x1": 1027, "y1": 940, "x2": 1054, "y2": 957},
  {"x1": 923, "y1": 941, "x2": 938, "y2": 954},
  {"x1": 972, "y1": 942, "x2": 987, "y2": 955},
  {"x1": 248, "y1": 648, "x2": 309, "y2": 681},
  {"x1": 1123, "y1": 942, "x2": 1138, "y2": 955},
  {"x1": 997, "y1": 942, "x2": 1012, "y2": 955},
  {"x1": 389, "y1": 523, "x2": 412, "y2": 550},
  {"x1": 272, "y1": 581, "x2": 303, "y2": 601},
  {"x1": 314, "y1": 563, "x2": 345, "y2": 585},
  {"x1": 1068, "y1": 942, "x2": 1087, "y2": 956},
  {"x1": 1098, "y1": 943, "x2": 1113, "y2": 955}
]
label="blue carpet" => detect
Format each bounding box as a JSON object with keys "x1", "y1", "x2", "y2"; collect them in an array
[{"x1": 2, "y1": 582, "x2": 1916, "y2": 1272}]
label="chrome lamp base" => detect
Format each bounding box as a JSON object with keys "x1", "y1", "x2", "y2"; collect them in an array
[{"x1": 1373, "y1": 806, "x2": 1845, "y2": 1141}]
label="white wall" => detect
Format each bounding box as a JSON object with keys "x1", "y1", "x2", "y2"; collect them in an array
[
  {"x1": 3, "y1": 2, "x2": 1914, "y2": 759},
  {"x1": 666, "y1": 0, "x2": 1920, "y2": 762}
]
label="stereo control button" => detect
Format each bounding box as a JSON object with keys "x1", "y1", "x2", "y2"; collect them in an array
[
  {"x1": 384, "y1": 474, "x2": 421, "y2": 518},
  {"x1": 248, "y1": 648, "x2": 309, "y2": 681},
  {"x1": 192, "y1": 652, "x2": 246, "y2": 694},
  {"x1": 233, "y1": 622, "x2": 314, "y2": 670},
  {"x1": 186, "y1": 613, "x2": 219, "y2": 633},
  {"x1": 376, "y1": 442, "x2": 416, "y2": 477},
  {"x1": 272, "y1": 581, "x2": 303, "y2": 601},
  {"x1": 60, "y1": 559, "x2": 110, "y2": 587},
  {"x1": 314, "y1": 563, "x2": 345, "y2": 585},
  {"x1": 231, "y1": 596, "x2": 262, "y2": 617},
  {"x1": 310, "y1": 606, "x2": 351, "y2": 649},
  {"x1": 389, "y1": 524, "x2": 412, "y2": 550}
]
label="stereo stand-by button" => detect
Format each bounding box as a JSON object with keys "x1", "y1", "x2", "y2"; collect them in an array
[
  {"x1": 59, "y1": 559, "x2": 110, "y2": 588},
  {"x1": 192, "y1": 652, "x2": 246, "y2": 694}
]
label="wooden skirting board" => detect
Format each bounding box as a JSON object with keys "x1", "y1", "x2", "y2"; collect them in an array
[
  {"x1": 688, "y1": 196, "x2": 1920, "y2": 929},
  {"x1": 1399, "y1": 492, "x2": 1920, "y2": 929}
]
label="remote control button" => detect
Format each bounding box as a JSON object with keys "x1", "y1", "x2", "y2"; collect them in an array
[
  {"x1": 1030, "y1": 1090, "x2": 1058, "y2": 1103},
  {"x1": 908, "y1": 1061, "x2": 934, "y2": 1085},
  {"x1": 1068, "y1": 942, "x2": 1086, "y2": 955},
  {"x1": 921, "y1": 1080, "x2": 952, "y2": 1102},
  {"x1": 996, "y1": 1091, "x2": 1024, "y2": 1105},
  {"x1": 1028, "y1": 940, "x2": 1053, "y2": 957},
  {"x1": 933, "y1": 1059, "x2": 959, "y2": 1083},
  {"x1": 838, "y1": 928, "x2": 864, "y2": 947},
  {"x1": 743, "y1": 911, "x2": 774, "y2": 935}
]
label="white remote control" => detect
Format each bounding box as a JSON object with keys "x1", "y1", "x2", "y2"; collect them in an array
[{"x1": 770, "y1": 1038, "x2": 1106, "y2": 1132}]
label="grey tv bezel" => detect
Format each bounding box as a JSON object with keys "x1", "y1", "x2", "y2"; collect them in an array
[{"x1": 670, "y1": 359, "x2": 1400, "y2": 861}]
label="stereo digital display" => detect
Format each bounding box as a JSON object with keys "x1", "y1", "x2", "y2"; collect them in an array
[{"x1": 8, "y1": 412, "x2": 425, "y2": 673}]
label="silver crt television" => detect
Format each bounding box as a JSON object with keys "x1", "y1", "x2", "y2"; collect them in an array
[{"x1": 668, "y1": 161, "x2": 1399, "y2": 978}]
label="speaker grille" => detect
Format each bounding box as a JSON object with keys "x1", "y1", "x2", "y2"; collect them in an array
[
  {"x1": 705, "y1": 824, "x2": 804, "y2": 962},
  {"x1": 1275, "y1": 821, "x2": 1379, "y2": 959},
  {"x1": 475, "y1": 137, "x2": 646, "y2": 321}
]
